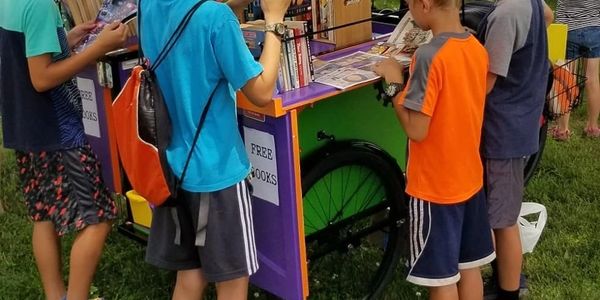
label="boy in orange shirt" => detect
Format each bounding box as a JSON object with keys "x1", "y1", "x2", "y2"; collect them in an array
[{"x1": 373, "y1": 0, "x2": 494, "y2": 298}]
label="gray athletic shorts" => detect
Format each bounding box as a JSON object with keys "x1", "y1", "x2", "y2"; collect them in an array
[
  {"x1": 145, "y1": 179, "x2": 258, "y2": 282},
  {"x1": 485, "y1": 158, "x2": 525, "y2": 229}
]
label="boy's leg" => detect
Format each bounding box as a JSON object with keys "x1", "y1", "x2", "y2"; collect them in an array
[
  {"x1": 458, "y1": 268, "x2": 482, "y2": 300},
  {"x1": 405, "y1": 197, "x2": 466, "y2": 300},
  {"x1": 66, "y1": 222, "x2": 112, "y2": 300},
  {"x1": 53, "y1": 145, "x2": 118, "y2": 300},
  {"x1": 429, "y1": 285, "x2": 459, "y2": 300},
  {"x1": 32, "y1": 221, "x2": 65, "y2": 300},
  {"x1": 493, "y1": 226, "x2": 522, "y2": 291},
  {"x1": 173, "y1": 269, "x2": 208, "y2": 300},
  {"x1": 485, "y1": 158, "x2": 525, "y2": 296},
  {"x1": 16, "y1": 151, "x2": 65, "y2": 299},
  {"x1": 216, "y1": 277, "x2": 250, "y2": 300},
  {"x1": 458, "y1": 190, "x2": 495, "y2": 300}
]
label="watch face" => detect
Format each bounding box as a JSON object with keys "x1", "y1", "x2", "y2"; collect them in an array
[
  {"x1": 385, "y1": 84, "x2": 397, "y2": 96},
  {"x1": 275, "y1": 23, "x2": 287, "y2": 35}
]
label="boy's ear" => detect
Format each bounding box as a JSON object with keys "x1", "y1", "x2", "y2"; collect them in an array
[{"x1": 420, "y1": 0, "x2": 433, "y2": 12}]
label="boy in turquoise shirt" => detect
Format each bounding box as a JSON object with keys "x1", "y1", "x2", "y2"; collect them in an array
[
  {"x1": 0, "y1": 0, "x2": 127, "y2": 299},
  {"x1": 140, "y1": 0, "x2": 299, "y2": 299}
]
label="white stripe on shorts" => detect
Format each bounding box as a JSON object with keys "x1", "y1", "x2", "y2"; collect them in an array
[
  {"x1": 409, "y1": 199, "x2": 416, "y2": 264},
  {"x1": 241, "y1": 180, "x2": 259, "y2": 273},
  {"x1": 236, "y1": 182, "x2": 253, "y2": 275},
  {"x1": 418, "y1": 200, "x2": 425, "y2": 251},
  {"x1": 408, "y1": 197, "x2": 432, "y2": 272}
]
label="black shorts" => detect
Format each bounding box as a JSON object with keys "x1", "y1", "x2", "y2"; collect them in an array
[
  {"x1": 15, "y1": 144, "x2": 117, "y2": 236},
  {"x1": 145, "y1": 179, "x2": 258, "y2": 282}
]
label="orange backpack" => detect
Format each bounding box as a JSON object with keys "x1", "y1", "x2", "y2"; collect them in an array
[{"x1": 112, "y1": 0, "x2": 212, "y2": 206}]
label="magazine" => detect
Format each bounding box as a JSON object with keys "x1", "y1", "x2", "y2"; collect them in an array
[
  {"x1": 314, "y1": 51, "x2": 387, "y2": 90},
  {"x1": 368, "y1": 11, "x2": 432, "y2": 62},
  {"x1": 73, "y1": 0, "x2": 137, "y2": 53}
]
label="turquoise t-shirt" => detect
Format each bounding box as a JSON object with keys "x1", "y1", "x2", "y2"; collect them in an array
[
  {"x1": 0, "y1": 0, "x2": 86, "y2": 151},
  {"x1": 140, "y1": 0, "x2": 263, "y2": 192}
]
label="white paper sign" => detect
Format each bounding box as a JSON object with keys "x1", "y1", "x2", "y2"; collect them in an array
[
  {"x1": 243, "y1": 127, "x2": 279, "y2": 206},
  {"x1": 76, "y1": 77, "x2": 101, "y2": 138}
]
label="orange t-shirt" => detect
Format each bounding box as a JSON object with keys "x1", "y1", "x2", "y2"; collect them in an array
[{"x1": 397, "y1": 32, "x2": 488, "y2": 204}]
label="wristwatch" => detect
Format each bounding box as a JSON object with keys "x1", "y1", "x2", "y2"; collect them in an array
[
  {"x1": 385, "y1": 82, "x2": 405, "y2": 98},
  {"x1": 265, "y1": 23, "x2": 287, "y2": 39}
]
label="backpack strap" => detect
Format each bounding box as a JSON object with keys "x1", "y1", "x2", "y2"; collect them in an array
[
  {"x1": 177, "y1": 85, "x2": 218, "y2": 189},
  {"x1": 138, "y1": 0, "x2": 208, "y2": 71},
  {"x1": 138, "y1": 0, "x2": 217, "y2": 191}
]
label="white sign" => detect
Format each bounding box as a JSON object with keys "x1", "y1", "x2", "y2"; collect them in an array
[
  {"x1": 76, "y1": 77, "x2": 101, "y2": 138},
  {"x1": 243, "y1": 127, "x2": 279, "y2": 206}
]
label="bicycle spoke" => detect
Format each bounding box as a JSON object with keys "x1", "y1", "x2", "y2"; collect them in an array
[{"x1": 334, "y1": 171, "x2": 375, "y2": 222}]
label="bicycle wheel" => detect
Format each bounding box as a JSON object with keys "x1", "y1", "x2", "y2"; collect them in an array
[{"x1": 302, "y1": 142, "x2": 408, "y2": 299}]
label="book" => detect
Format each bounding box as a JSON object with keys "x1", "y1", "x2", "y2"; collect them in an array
[{"x1": 71, "y1": 0, "x2": 138, "y2": 53}]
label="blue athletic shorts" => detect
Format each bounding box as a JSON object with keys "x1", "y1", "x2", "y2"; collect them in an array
[
  {"x1": 406, "y1": 189, "x2": 495, "y2": 287},
  {"x1": 567, "y1": 26, "x2": 600, "y2": 59}
]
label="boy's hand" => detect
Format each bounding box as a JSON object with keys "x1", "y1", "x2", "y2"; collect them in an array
[
  {"x1": 261, "y1": 0, "x2": 294, "y2": 23},
  {"x1": 90, "y1": 22, "x2": 128, "y2": 55},
  {"x1": 67, "y1": 21, "x2": 96, "y2": 48},
  {"x1": 373, "y1": 58, "x2": 404, "y2": 84}
]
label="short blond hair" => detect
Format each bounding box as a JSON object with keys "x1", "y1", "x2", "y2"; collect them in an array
[{"x1": 433, "y1": 0, "x2": 461, "y2": 8}]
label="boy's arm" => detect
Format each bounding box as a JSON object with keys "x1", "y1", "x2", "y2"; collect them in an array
[
  {"x1": 28, "y1": 22, "x2": 127, "y2": 92},
  {"x1": 486, "y1": 73, "x2": 497, "y2": 94},
  {"x1": 373, "y1": 57, "x2": 434, "y2": 142},
  {"x1": 393, "y1": 105, "x2": 432, "y2": 142},
  {"x1": 543, "y1": 1, "x2": 554, "y2": 27},
  {"x1": 484, "y1": 12, "x2": 517, "y2": 94},
  {"x1": 240, "y1": 0, "x2": 292, "y2": 106}
]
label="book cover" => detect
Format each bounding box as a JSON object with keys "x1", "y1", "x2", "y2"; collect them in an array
[{"x1": 73, "y1": 0, "x2": 137, "y2": 53}]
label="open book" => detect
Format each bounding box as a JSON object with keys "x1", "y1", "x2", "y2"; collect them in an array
[{"x1": 73, "y1": 0, "x2": 137, "y2": 53}]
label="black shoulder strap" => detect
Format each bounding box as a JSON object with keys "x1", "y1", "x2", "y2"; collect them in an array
[
  {"x1": 138, "y1": 0, "x2": 215, "y2": 189},
  {"x1": 138, "y1": 0, "x2": 208, "y2": 71},
  {"x1": 177, "y1": 85, "x2": 218, "y2": 187}
]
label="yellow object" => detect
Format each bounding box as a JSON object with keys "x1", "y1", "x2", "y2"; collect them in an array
[
  {"x1": 547, "y1": 24, "x2": 568, "y2": 63},
  {"x1": 126, "y1": 190, "x2": 153, "y2": 228}
]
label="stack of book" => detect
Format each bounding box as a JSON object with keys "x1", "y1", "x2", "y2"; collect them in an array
[{"x1": 242, "y1": 21, "x2": 315, "y2": 93}]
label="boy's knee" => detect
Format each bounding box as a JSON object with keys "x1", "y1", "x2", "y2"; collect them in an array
[{"x1": 176, "y1": 269, "x2": 207, "y2": 291}]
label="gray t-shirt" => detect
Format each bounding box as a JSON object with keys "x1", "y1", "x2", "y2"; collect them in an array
[
  {"x1": 485, "y1": 0, "x2": 532, "y2": 78},
  {"x1": 482, "y1": 0, "x2": 549, "y2": 159}
]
